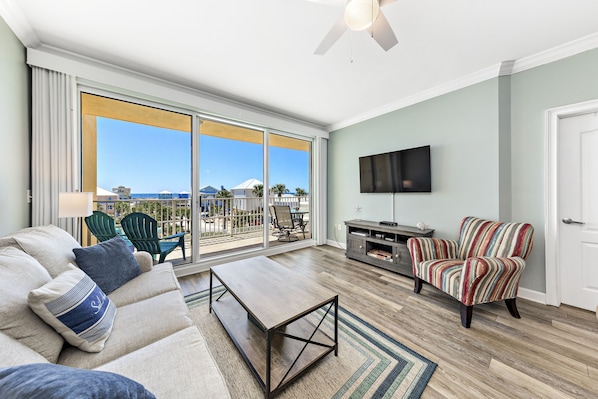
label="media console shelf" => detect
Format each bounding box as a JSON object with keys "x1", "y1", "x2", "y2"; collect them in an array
[{"x1": 344, "y1": 219, "x2": 434, "y2": 277}]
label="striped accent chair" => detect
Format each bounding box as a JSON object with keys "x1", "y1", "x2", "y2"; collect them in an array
[{"x1": 407, "y1": 217, "x2": 534, "y2": 328}]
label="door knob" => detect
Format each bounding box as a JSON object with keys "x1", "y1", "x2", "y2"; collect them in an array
[{"x1": 562, "y1": 218, "x2": 585, "y2": 225}]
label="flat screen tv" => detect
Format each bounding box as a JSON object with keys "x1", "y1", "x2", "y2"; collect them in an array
[{"x1": 359, "y1": 145, "x2": 431, "y2": 193}]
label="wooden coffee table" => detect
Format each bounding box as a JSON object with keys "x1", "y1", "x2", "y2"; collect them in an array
[{"x1": 209, "y1": 256, "x2": 338, "y2": 398}]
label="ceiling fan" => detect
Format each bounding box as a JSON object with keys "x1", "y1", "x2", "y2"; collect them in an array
[{"x1": 310, "y1": 0, "x2": 399, "y2": 55}]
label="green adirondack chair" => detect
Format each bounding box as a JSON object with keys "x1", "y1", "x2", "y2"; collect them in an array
[
  {"x1": 84, "y1": 210, "x2": 118, "y2": 242},
  {"x1": 121, "y1": 212, "x2": 186, "y2": 263}
]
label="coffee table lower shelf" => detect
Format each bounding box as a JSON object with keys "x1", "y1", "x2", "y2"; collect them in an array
[{"x1": 211, "y1": 295, "x2": 337, "y2": 398}]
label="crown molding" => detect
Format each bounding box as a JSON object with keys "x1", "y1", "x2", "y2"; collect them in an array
[
  {"x1": 498, "y1": 60, "x2": 516, "y2": 76},
  {"x1": 329, "y1": 33, "x2": 598, "y2": 132},
  {"x1": 28, "y1": 46, "x2": 329, "y2": 138},
  {"x1": 512, "y1": 32, "x2": 598, "y2": 74},
  {"x1": 327, "y1": 63, "x2": 502, "y2": 131},
  {"x1": 0, "y1": 0, "x2": 39, "y2": 47}
]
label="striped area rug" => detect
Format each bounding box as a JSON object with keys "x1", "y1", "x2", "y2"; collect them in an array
[{"x1": 186, "y1": 288, "x2": 436, "y2": 399}]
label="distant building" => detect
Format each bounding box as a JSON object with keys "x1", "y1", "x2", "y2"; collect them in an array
[
  {"x1": 178, "y1": 191, "x2": 190, "y2": 209},
  {"x1": 199, "y1": 185, "x2": 219, "y2": 211},
  {"x1": 97, "y1": 187, "x2": 118, "y2": 215},
  {"x1": 231, "y1": 178, "x2": 262, "y2": 211},
  {"x1": 158, "y1": 190, "x2": 173, "y2": 199},
  {"x1": 112, "y1": 185, "x2": 131, "y2": 200},
  {"x1": 199, "y1": 185, "x2": 218, "y2": 197}
]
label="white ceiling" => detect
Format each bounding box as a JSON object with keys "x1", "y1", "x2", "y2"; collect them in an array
[{"x1": 3, "y1": 0, "x2": 598, "y2": 130}]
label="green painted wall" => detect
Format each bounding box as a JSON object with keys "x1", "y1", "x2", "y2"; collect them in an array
[
  {"x1": 329, "y1": 47, "x2": 598, "y2": 295},
  {"x1": 0, "y1": 16, "x2": 30, "y2": 235},
  {"x1": 511, "y1": 48, "x2": 598, "y2": 292},
  {"x1": 329, "y1": 78, "x2": 503, "y2": 243}
]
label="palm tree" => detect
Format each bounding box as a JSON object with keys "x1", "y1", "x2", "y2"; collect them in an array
[
  {"x1": 271, "y1": 183, "x2": 289, "y2": 198},
  {"x1": 252, "y1": 184, "x2": 264, "y2": 198},
  {"x1": 216, "y1": 189, "x2": 231, "y2": 198},
  {"x1": 295, "y1": 187, "x2": 307, "y2": 197},
  {"x1": 294, "y1": 187, "x2": 307, "y2": 209},
  {"x1": 114, "y1": 201, "x2": 131, "y2": 222}
]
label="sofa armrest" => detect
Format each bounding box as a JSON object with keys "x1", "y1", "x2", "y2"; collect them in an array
[
  {"x1": 133, "y1": 252, "x2": 154, "y2": 273},
  {"x1": 407, "y1": 237, "x2": 458, "y2": 265},
  {"x1": 460, "y1": 256, "x2": 526, "y2": 306}
]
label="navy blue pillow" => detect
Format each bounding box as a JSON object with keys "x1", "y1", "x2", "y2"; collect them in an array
[
  {"x1": 74, "y1": 236, "x2": 141, "y2": 294},
  {"x1": 0, "y1": 363, "x2": 156, "y2": 399}
]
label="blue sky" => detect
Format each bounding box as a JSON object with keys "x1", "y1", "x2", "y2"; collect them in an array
[{"x1": 97, "y1": 118, "x2": 309, "y2": 194}]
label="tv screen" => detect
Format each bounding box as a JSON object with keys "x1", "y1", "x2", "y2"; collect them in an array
[{"x1": 359, "y1": 145, "x2": 431, "y2": 193}]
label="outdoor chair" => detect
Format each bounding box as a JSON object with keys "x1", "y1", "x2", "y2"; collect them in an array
[
  {"x1": 84, "y1": 210, "x2": 119, "y2": 242},
  {"x1": 270, "y1": 205, "x2": 307, "y2": 241},
  {"x1": 407, "y1": 216, "x2": 534, "y2": 328},
  {"x1": 121, "y1": 212, "x2": 186, "y2": 263}
]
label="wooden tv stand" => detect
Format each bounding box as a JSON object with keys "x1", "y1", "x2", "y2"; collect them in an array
[{"x1": 344, "y1": 219, "x2": 434, "y2": 277}]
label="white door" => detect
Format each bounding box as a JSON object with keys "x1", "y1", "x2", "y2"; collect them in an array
[{"x1": 558, "y1": 112, "x2": 598, "y2": 311}]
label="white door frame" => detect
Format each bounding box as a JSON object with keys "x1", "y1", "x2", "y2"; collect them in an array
[{"x1": 545, "y1": 98, "x2": 598, "y2": 306}]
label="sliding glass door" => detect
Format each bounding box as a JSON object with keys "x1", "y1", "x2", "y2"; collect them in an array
[
  {"x1": 269, "y1": 132, "x2": 312, "y2": 241},
  {"x1": 81, "y1": 93, "x2": 192, "y2": 265},
  {"x1": 81, "y1": 91, "x2": 315, "y2": 266},
  {"x1": 198, "y1": 119, "x2": 265, "y2": 257}
]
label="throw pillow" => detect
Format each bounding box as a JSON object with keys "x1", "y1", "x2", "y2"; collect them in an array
[
  {"x1": 0, "y1": 363, "x2": 156, "y2": 399},
  {"x1": 0, "y1": 247, "x2": 65, "y2": 363},
  {"x1": 8, "y1": 225, "x2": 81, "y2": 278},
  {"x1": 28, "y1": 268, "x2": 116, "y2": 353},
  {"x1": 74, "y1": 236, "x2": 141, "y2": 294}
]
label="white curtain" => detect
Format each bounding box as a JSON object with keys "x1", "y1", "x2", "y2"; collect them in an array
[{"x1": 31, "y1": 67, "x2": 80, "y2": 238}]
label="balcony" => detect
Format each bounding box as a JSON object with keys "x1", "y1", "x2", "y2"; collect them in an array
[{"x1": 91, "y1": 195, "x2": 310, "y2": 264}]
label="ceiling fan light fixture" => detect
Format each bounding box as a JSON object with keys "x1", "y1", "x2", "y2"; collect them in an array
[{"x1": 344, "y1": 0, "x2": 380, "y2": 31}]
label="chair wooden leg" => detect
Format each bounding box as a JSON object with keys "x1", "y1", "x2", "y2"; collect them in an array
[
  {"x1": 505, "y1": 298, "x2": 521, "y2": 319},
  {"x1": 460, "y1": 303, "x2": 473, "y2": 328},
  {"x1": 414, "y1": 277, "x2": 423, "y2": 293}
]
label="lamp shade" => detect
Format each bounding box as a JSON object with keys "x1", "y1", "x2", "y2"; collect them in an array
[
  {"x1": 58, "y1": 192, "x2": 93, "y2": 218},
  {"x1": 344, "y1": 0, "x2": 380, "y2": 31}
]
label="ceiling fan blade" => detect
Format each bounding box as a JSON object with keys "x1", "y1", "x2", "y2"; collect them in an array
[
  {"x1": 314, "y1": 13, "x2": 348, "y2": 55},
  {"x1": 367, "y1": 11, "x2": 398, "y2": 51},
  {"x1": 304, "y1": 0, "x2": 345, "y2": 6},
  {"x1": 378, "y1": 0, "x2": 399, "y2": 7}
]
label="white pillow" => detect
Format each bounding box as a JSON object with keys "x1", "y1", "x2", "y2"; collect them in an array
[
  {"x1": 0, "y1": 247, "x2": 64, "y2": 363},
  {"x1": 9, "y1": 225, "x2": 80, "y2": 278},
  {"x1": 28, "y1": 267, "x2": 117, "y2": 353}
]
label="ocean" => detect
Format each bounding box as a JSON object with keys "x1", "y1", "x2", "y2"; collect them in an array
[{"x1": 131, "y1": 193, "x2": 189, "y2": 199}]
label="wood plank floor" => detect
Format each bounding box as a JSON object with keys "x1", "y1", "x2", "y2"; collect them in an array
[{"x1": 178, "y1": 245, "x2": 598, "y2": 398}]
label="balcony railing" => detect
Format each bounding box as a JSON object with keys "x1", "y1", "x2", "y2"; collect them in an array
[{"x1": 94, "y1": 195, "x2": 309, "y2": 242}]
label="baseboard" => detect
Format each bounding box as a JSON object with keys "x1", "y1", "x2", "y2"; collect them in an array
[
  {"x1": 326, "y1": 239, "x2": 346, "y2": 249},
  {"x1": 322, "y1": 241, "x2": 549, "y2": 305},
  {"x1": 517, "y1": 287, "x2": 547, "y2": 304}
]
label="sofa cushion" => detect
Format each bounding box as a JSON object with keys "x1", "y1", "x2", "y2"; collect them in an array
[
  {"x1": 59, "y1": 290, "x2": 193, "y2": 369},
  {"x1": 95, "y1": 327, "x2": 230, "y2": 399},
  {"x1": 5, "y1": 225, "x2": 80, "y2": 278},
  {"x1": 29, "y1": 268, "x2": 117, "y2": 353},
  {"x1": 108, "y1": 262, "x2": 180, "y2": 307},
  {"x1": 0, "y1": 363, "x2": 156, "y2": 399},
  {"x1": 0, "y1": 247, "x2": 64, "y2": 363},
  {"x1": 0, "y1": 333, "x2": 50, "y2": 368},
  {"x1": 133, "y1": 251, "x2": 154, "y2": 274},
  {"x1": 74, "y1": 236, "x2": 141, "y2": 294}
]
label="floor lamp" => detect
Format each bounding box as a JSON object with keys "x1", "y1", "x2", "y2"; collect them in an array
[{"x1": 58, "y1": 192, "x2": 93, "y2": 242}]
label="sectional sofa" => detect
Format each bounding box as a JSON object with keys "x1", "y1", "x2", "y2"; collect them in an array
[{"x1": 0, "y1": 224, "x2": 230, "y2": 398}]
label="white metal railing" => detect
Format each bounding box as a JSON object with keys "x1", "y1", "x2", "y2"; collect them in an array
[{"x1": 94, "y1": 195, "x2": 309, "y2": 241}]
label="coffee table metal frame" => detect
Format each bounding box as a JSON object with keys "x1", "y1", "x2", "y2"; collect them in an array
[{"x1": 209, "y1": 259, "x2": 338, "y2": 399}]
